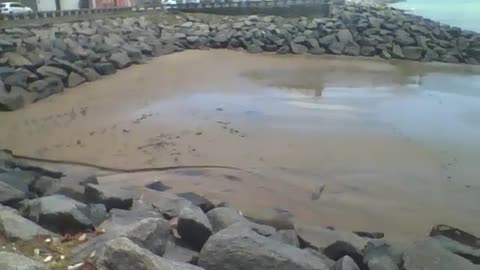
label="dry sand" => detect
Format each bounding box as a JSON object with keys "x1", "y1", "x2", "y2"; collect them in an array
[{"x1": 1, "y1": 50, "x2": 479, "y2": 240}]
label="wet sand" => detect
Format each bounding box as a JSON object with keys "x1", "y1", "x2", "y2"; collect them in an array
[{"x1": 1, "y1": 50, "x2": 480, "y2": 240}]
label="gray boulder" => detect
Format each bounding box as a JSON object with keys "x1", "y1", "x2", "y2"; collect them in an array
[
  {"x1": 0, "y1": 205, "x2": 55, "y2": 241},
  {"x1": 403, "y1": 46, "x2": 424, "y2": 60},
  {"x1": 310, "y1": 47, "x2": 326, "y2": 55},
  {"x1": 151, "y1": 191, "x2": 195, "y2": 219},
  {"x1": 0, "y1": 251, "x2": 48, "y2": 270},
  {"x1": 36, "y1": 66, "x2": 68, "y2": 79},
  {"x1": 83, "y1": 68, "x2": 101, "y2": 81},
  {"x1": 0, "y1": 84, "x2": 26, "y2": 111},
  {"x1": 67, "y1": 72, "x2": 86, "y2": 88},
  {"x1": 198, "y1": 223, "x2": 330, "y2": 270},
  {"x1": 4, "y1": 52, "x2": 33, "y2": 67},
  {"x1": 334, "y1": 256, "x2": 360, "y2": 270},
  {"x1": 85, "y1": 183, "x2": 135, "y2": 211},
  {"x1": 391, "y1": 44, "x2": 405, "y2": 59},
  {"x1": 394, "y1": 30, "x2": 415, "y2": 46},
  {"x1": 109, "y1": 52, "x2": 132, "y2": 69},
  {"x1": 207, "y1": 207, "x2": 276, "y2": 236},
  {"x1": 0, "y1": 66, "x2": 16, "y2": 81},
  {"x1": 324, "y1": 241, "x2": 366, "y2": 269},
  {"x1": 363, "y1": 240, "x2": 405, "y2": 270},
  {"x1": 123, "y1": 217, "x2": 171, "y2": 256},
  {"x1": 27, "y1": 77, "x2": 64, "y2": 100},
  {"x1": 270, "y1": 229, "x2": 300, "y2": 247},
  {"x1": 21, "y1": 195, "x2": 94, "y2": 234},
  {"x1": 177, "y1": 192, "x2": 214, "y2": 213},
  {"x1": 94, "y1": 62, "x2": 117, "y2": 75},
  {"x1": 164, "y1": 238, "x2": 199, "y2": 264},
  {"x1": 0, "y1": 171, "x2": 36, "y2": 194},
  {"x1": 291, "y1": 43, "x2": 309, "y2": 54},
  {"x1": 95, "y1": 237, "x2": 203, "y2": 270},
  {"x1": 0, "y1": 180, "x2": 25, "y2": 205},
  {"x1": 431, "y1": 236, "x2": 480, "y2": 265},
  {"x1": 177, "y1": 205, "x2": 213, "y2": 250},
  {"x1": 318, "y1": 34, "x2": 338, "y2": 47},
  {"x1": 337, "y1": 29, "x2": 354, "y2": 44},
  {"x1": 4, "y1": 71, "x2": 30, "y2": 88},
  {"x1": 328, "y1": 41, "x2": 345, "y2": 54},
  {"x1": 296, "y1": 225, "x2": 368, "y2": 251},
  {"x1": 344, "y1": 41, "x2": 361, "y2": 56},
  {"x1": 403, "y1": 238, "x2": 478, "y2": 270}
]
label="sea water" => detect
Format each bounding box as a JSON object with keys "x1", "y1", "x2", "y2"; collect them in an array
[{"x1": 391, "y1": 0, "x2": 479, "y2": 32}]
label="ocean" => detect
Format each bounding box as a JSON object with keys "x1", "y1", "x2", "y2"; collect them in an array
[{"x1": 391, "y1": 0, "x2": 479, "y2": 32}]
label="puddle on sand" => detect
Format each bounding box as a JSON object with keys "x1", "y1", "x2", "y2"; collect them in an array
[{"x1": 1, "y1": 50, "x2": 480, "y2": 240}]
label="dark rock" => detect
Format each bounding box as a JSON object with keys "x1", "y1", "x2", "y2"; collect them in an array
[
  {"x1": 244, "y1": 208, "x2": 294, "y2": 230},
  {"x1": 270, "y1": 229, "x2": 300, "y2": 247},
  {"x1": 0, "y1": 86, "x2": 26, "y2": 111},
  {"x1": 431, "y1": 235, "x2": 480, "y2": 264},
  {"x1": 246, "y1": 44, "x2": 263, "y2": 54},
  {"x1": 36, "y1": 65, "x2": 68, "y2": 79},
  {"x1": 324, "y1": 241, "x2": 366, "y2": 270},
  {"x1": 84, "y1": 183, "x2": 135, "y2": 211},
  {"x1": 310, "y1": 47, "x2": 326, "y2": 55},
  {"x1": 337, "y1": 29, "x2": 354, "y2": 44},
  {"x1": 151, "y1": 192, "x2": 195, "y2": 219},
  {"x1": 145, "y1": 181, "x2": 171, "y2": 191},
  {"x1": 334, "y1": 256, "x2": 360, "y2": 270},
  {"x1": 21, "y1": 195, "x2": 94, "y2": 234},
  {"x1": 177, "y1": 192, "x2": 214, "y2": 213},
  {"x1": 83, "y1": 68, "x2": 101, "y2": 81},
  {"x1": 49, "y1": 58, "x2": 85, "y2": 75},
  {"x1": 177, "y1": 205, "x2": 213, "y2": 250},
  {"x1": 403, "y1": 238, "x2": 478, "y2": 270},
  {"x1": 123, "y1": 217, "x2": 171, "y2": 255},
  {"x1": 328, "y1": 41, "x2": 345, "y2": 54},
  {"x1": 292, "y1": 35, "x2": 307, "y2": 44},
  {"x1": 4, "y1": 71, "x2": 30, "y2": 88},
  {"x1": 67, "y1": 72, "x2": 86, "y2": 88},
  {"x1": 0, "y1": 181, "x2": 25, "y2": 205},
  {"x1": 0, "y1": 205, "x2": 55, "y2": 241},
  {"x1": 277, "y1": 45, "x2": 291, "y2": 54},
  {"x1": 391, "y1": 44, "x2": 405, "y2": 59},
  {"x1": 363, "y1": 240, "x2": 405, "y2": 270},
  {"x1": 306, "y1": 38, "x2": 320, "y2": 49},
  {"x1": 0, "y1": 251, "x2": 48, "y2": 270},
  {"x1": 0, "y1": 171, "x2": 36, "y2": 194},
  {"x1": 164, "y1": 238, "x2": 199, "y2": 264},
  {"x1": 423, "y1": 49, "x2": 439, "y2": 62},
  {"x1": 291, "y1": 43, "x2": 309, "y2": 54},
  {"x1": 430, "y1": 224, "x2": 480, "y2": 249},
  {"x1": 344, "y1": 41, "x2": 361, "y2": 56},
  {"x1": 403, "y1": 46, "x2": 424, "y2": 60},
  {"x1": 296, "y1": 225, "x2": 368, "y2": 253},
  {"x1": 29, "y1": 175, "x2": 60, "y2": 196},
  {"x1": 318, "y1": 34, "x2": 337, "y2": 47},
  {"x1": 199, "y1": 223, "x2": 330, "y2": 270},
  {"x1": 442, "y1": 53, "x2": 460, "y2": 63},
  {"x1": 109, "y1": 52, "x2": 132, "y2": 69},
  {"x1": 264, "y1": 44, "x2": 279, "y2": 52},
  {"x1": 0, "y1": 67, "x2": 16, "y2": 81},
  {"x1": 394, "y1": 30, "x2": 415, "y2": 46},
  {"x1": 95, "y1": 237, "x2": 203, "y2": 270},
  {"x1": 86, "y1": 203, "x2": 108, "y2": 226},
  {"x1": 360, "y1": 46, "x2": 376, "y2": 56},
  {"x1": 94, "y1": 62, "x2": 117, "y2": 75}
]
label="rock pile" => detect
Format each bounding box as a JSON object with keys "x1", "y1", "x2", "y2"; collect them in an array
[
  {"x1": 1, "y1": 148, "x2": 480, "y2": 270},
  {"x1": 1, "y1": 4, "x2": 479, "y2": 111}
]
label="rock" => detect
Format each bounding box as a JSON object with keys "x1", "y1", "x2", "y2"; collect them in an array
[
  {"x1": 270, "y1": 229, "x2": 300, "y2": 247},
  {"x1": 4, "y1": 71, "x2": 30, "y2": 88},
  {"x1": 430, "y1": 224, "x2": 480, "y2": 249},
  {"x1": 296, "y1": 225, "x2": 368, "y2": 251},
  {"x1": 344, "y1": 41, "x2": 361, "y2": 56},
  {"x1": 442, "y1": 53, "x2": 460, "y2": 63},
  {"x1": 319, "y1": 34, "x2": 338, "y2": 47},
  {"x1": 277, "y1": 45, "x2": 291, "y2": 54},
  {"x1": 177, "y1": 192, "x2": 214, "y2": 213},
  {"x1": 145, "y1": 181, "x2": 171, "y2": 192},
  {"x1": 207, "y1": 207, "x2": 275, "y2": 236},
  {"x1": 86, "y1": 203, "x2": 108, "y2": 226},
  {"x1": 310, "y1": 47, "x2": 326, "y2": 55},
  {"x1": 177, "y1": 205, "x2": 213, "y2": 250},
  {"x1": 94, "y1": 62, "x2": 117, "y2": 75},
  {"x1": 67, "y1": 72, "x2": 86, "y2": 88},
  {"x1": 83, "y1": 68, "x2": 101, "y2": 81},
  {"x1": 151, "y1": 191, "x2": 195, "y2": 219},
  {"x1": 244, "y1": 207, "x2": 294, "y2": 230},
  {"x1": 0, "y1": 171, "x2": 36, "y2": 194},
  {"x1": 29, "y1": 176, "x2": 60, "y2": 196},
  {"x1": 4, "y1": 52, "x2": 33, "y2": 67},
  {"x1": 337, "y1": 29, "x2": 354, "y2": 44},
  {"x1": 304, "y1": 248, "x2": 336, "y2": 268},
  {"x1": 109, "y1": 52, "x2": 131, "y2": 69},
  {"x1": 0, "y1": 67, "x2": 16, "y2": 81},
  {"x1": 123, "y1": 217, "x2": 171, "y2": 255},
  {"x1": 246, "y1": 44, "x2": 263, "y2": 54},
  {"x1": 328, "y1": 41, "x2": 345, "y2": 54},
  {"x1": 0, "y1": 85, "x2": 26, "y2": 111},
  {"x1": 0, "y1": 251, "x2": 48, "y2": 270},
  {"x1": 334, "y1": 256, "x2": 360, "y2": 270},
  {"x1": 36, "y1": 67, "x2": 67, "y2": 82},
  {"x1": 403, "y1": 238, "x2": 478, "y2": 270},
  {"x1": 431, "y1": 236, "x2": 480, "y2": 265},
  {"x1": 391, "y1": 44, "x2": 405, "y2": 59},
  {"x1": 291, "y1": 43, "x2": 309, "y2": 54},
  {"x1": 95, "y1": 237, "x2": 203, "y2": 270},
  {"x1": 306, "y1": 38, "x2": 320, "y2": 49},
  {"x1": 0, "y1": 205, "x2": 55, "y2": 241},
  {"x1": 360, "y1": 46, "x2": 376, "y2": 56},
  {"x1": 198, "y1": 223, "x2": 330, "y2": 270},
  {"x1": 164, "y1": 238, "x2": 199, "y2": 264},
  {"x1": 84, "y1": 183, "x2": 135, "y2": 211},
  {"x1": 49, "y1": 58, "x2": 85, "y2": 74},
  {"x1": 324, "y1": 241, "x2": 366, "y2": 270},
  {"x1": 0, "y1": 181, "x2": 25, "y2": 205},
  {"x1": 21, "y1": 195, "x2": 94, "y2": 234},
  {"x1": 403, "y1": 46, "x2": 424, "y2": 60},
  {"x1": 380, "y1": 50, "x2": 392, "y2": 59},
  {"x1": 363, "y1": 240, "x2": 405, "y2": 270},
  {"x1": 394, "y1": 30, "x2": 415, "y2": 46}
]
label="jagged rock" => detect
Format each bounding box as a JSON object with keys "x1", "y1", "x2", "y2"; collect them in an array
[
  {"x1": 296, "y1": 225, "x2": 368, "y2": 251},
  {"x1": 338, "y1": 29, "x2": 354, "y2": 44},
  {"x1": 206, "y1": 207, "x2": 275, "y2": 237},
  {"x1": 0, "y1": 205, "x2": 56, "y2": 241},
  {"x1": 363, "y1": 240, "x2": 405, "y2": 270},
  {"x1": 109, "y1": 52, "x2": 132, "y2": 69},
  {"x1": 0, "y1": 67, "x2": 16, "y2": 81},
  {"x1": 151, "y1": 191, "x2": 194, "y2": 219},
  {"x1": 391, "y1": 44, "x2": 405, "y2": 59},
  {"x1": 177, "y1": 192, "x2": 214, "y2": 213},
  {"x1": 36, "y1": 66, "x2": 68, "y2": 79},
  {"x1": 96, "y1": 237, "x2": 204, "y2": 270},
  {"x1": 324, "y1": 241, "x2": 366, "y2": 270},
  {"x1": 177, "y1": 205, "x2": 213, "y2": 250},
  {"x1": 198, "y1": 223, "x2": 330, "y2": 270},
  {"x1": 0, "y1": 171, "x2": 36, "y2": 194},
  {"x1": 94, "y1": 62, "x2": 117, "y2": 75},
  {"x1": 67, "y1": 72, "x2": 86, "y2": 88},
  {"x1": 29, "y1": 175, "x2": 60, "y2": 196},
  {"x1": 319, "y1": 34, "x2": 338, "y2": 47},
  {"x1": 246, "y1": 44, "x2": 263, "y2": 54},
  {"x1": 83, "y1": 68, "x2": 101, "y2": 81},
  {"x1": 244, "y1": 207, "x2": 294, "y2": 230},
  {"x1": 270, "y1": 229, "x2": 300, "y2": 247},
  {"x1": 0, "y1": 84, "x2": 26, "y2": 111},
  {"x1": 164, "y1": 238, "x2": 199, "y2": 264},
  {"x1": 403, "y1": 46, "x2": 424, "y2": 60},
  {"x1": 0, "y1": 181, "x2": 26, "y2": 205},
  {"x1": 334, "y1": 256, "x2": 360, "y2": 270},
  {"x1": 328, "y1": 41, "x2": 345, "y2": 54},
  {"x1": 291, "y1": 43, "x2": 309, "y2": 54},
  {"x1": 403, "y1": 238, "x2": 478, "y2": 270},
  {"x1": 431, "y1": 236, "x2": 480, "y2": 265},
  {"x1": 344, "y1": 41, "x2": 361, "y2": 56},
  {"x1": 123, "y1": 217, "x2": 171, "y2": 255},
  {"x1": 360, "y1": 46, "x2": 376, "y2": 56},
  {"x1": 21, "y1": 195, "x2": 94, "y2": 234},
  {"x1": 84, "y1": 183, "x2": 135, "y2": 211},
  {"x1": 277, "y1": 45, "x2": 291, "y2": 54},
  {"x1": 394, "y1": 29, "x2": 415, "y2": 46},
  {"x1": 0, "y1": 251, "x2": 48, "y2": 270},
  {"x1": 310, "y1": 47, "x2": 326, "y2": 55},
  {"x1": 4, "y1": 71, "x2": 30, "y2": 88},
  {"x1": 4, "y1": 52, "x2": 33, "y2": 67}
]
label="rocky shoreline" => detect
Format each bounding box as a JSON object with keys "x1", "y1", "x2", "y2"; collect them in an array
[
  {"x1": 1, "y1": 4, "x2": 480, "y2": 111},
  {"x1": 1, "y1": 148, "x2": 480, "y2": 270}
]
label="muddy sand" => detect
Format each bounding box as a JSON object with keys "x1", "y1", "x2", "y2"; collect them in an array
[{"x1": 1, "y1": 50, "x2": 479, "y2": 240}]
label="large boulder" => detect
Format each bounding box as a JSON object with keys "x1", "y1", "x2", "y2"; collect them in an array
[
  {"x1": 0, "y1": 180, "x2": 26, "y2": 205},
  {"x1": 0, "y1": 205, "x2": 56, "y2": 241},
  {"x1": 403, "y1": 46, "x2": 424, "y2": 60},
  {"x1": 177, "y1": 192, "x2": 214, "y2": 213},
  {"x1": 333, "y1": 256, "x2": 360, "y2": 270},
  {"x1": 328, "y1": 41, "x2": 346, "y2": 55},
  {"x1": 0, "y1": 171, "x2": 36, "y2": 194},
  {"x1": 4, "y1": 52, "x2": 33, "y2": 67},
  {"x1": 95, "y1": 237, "x2": 203, "y2": 270},
  {"x1": 206, "y1": 207, "x2": 275, "y2": 236},
  {"x1": 109, "y1": 52, "x2": 132, "y2": 69},
  {"x1": 394, "y1": 30, "x2": 415, "y2": 46},
  {"x1": 21, "y1": 195, "x2": 94, "y2": 234},
  {"x1": 198, "y1": 223, "x2": 330, "y2": 270},
  {"x1": 296, "y1": 225, "x2": 368, "y2": 251},
  {"x1": 85, "y1": 184, "x2": 135, "y2": 211},
  {"x1": 151, "y1": 191, "x2": 195, "y2": 219},
  {"x1": 391, "y1": 44, "x2": 405, "y2": 59},
  {"x1": 337, "y1": 29, "x2": 354, "y2": 44},
  {"x1": 270, "y1": 229, "x2": 300, "y2": 247},
  {"x1": 431, "y1": 236, "x2": 480, "y2": 265},
  {"x1": 123, "y1": 217, "x2": 171, "y2": 256},
  {"x1": 27, "y1": 77, "x2": 64, "y2": 100},
  {"x1": 67, "y1": 72, "x2": 86, "y2": 88},
  {"x1": 291, "y1": 43, "x2": 309, "y2": 54},
  {"x1": 36, "y1": 66, "x2": 68, "y2": 79},
  {"x1": 0, "y1": 251, "x2": 48, "y2": 270},
  {"x1": 177, "y1": 205, "x2": 213, "y2": 250},
  {"x1": 94, "y1": 62, "x2": 117, "y2": 75},
  {"x1": 0, "y1": 86, "x2": 25, "y2": 111},
  {"x1": 164, "y1": 238, "x2": 199, "y2": 264},
  {"x1": 363, "y1": 240, "x2": 405, "y2": 270},
  {"x1": 324, "y1": 241, "x2": 366, "y2": 270},
  {"x1": 83, "y1": 68, "x2": 101, "y2": 81},
  {"x1": 344, "y1": 41, "x2": 361, "y2": 56},
  {"x1": 403, "y1": 238, "x2": 478, "y2": 270}
]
